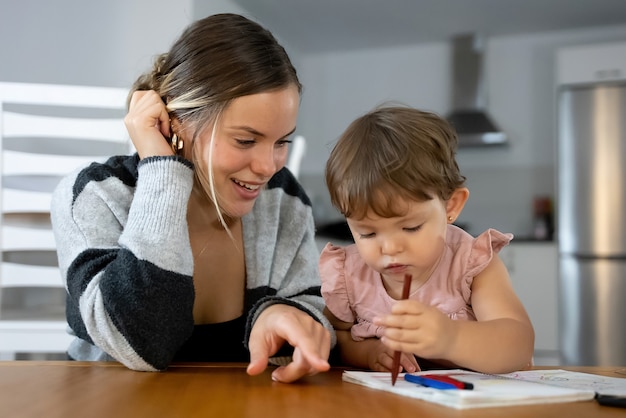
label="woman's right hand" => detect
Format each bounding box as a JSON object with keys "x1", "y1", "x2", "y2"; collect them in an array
[
  {"x1": 247, "y1": 304, "x2": 331, "y2": 383},
  {"x1": 124, "y1": 90, "x2": 174, "y2": 159}
]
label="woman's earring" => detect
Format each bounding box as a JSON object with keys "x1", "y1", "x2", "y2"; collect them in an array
[
  {"x1": 171, "y1": 133, "x2": 183, "y2": 154},
  {"x1": 448, "y1": 216, "x2": 454, "y2": 222}
]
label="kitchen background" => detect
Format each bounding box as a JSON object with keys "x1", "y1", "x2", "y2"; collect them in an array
[
  {"x1": 2, "y1": 0, "x2": 625, "y2": 238},
  {"x1": 2, "y1": 0, "x2": 626, "y2": 365}
]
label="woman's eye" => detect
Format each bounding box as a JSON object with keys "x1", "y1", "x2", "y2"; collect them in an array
[
  {"x1": 235, "y1": 139, "x2": 255, "y2": 146},
  {"x1": 276, "y1": 139, "x2": 293, "y2": 148}
]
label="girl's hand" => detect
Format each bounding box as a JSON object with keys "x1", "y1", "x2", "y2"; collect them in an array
[
  {"x1": 374, "y1": 300, "x2": 457, "y2": 360},
  {"x1": 364, "y1": 338, "x2": 420, "y2": 373},
  {"x1": 247, "y1": 304, "x2": 331, "y2": 383},
  {"x1": 124, "y1": 90, "x2": 173, "y2": 159}
]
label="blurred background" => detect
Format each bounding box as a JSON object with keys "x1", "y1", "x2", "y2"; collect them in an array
[
  {"x1": 3, "y1": 0, "x2": 624, "y2": 236},
  {"x1": 2, "y1": 0, "x2": 626, "y2": 366}
]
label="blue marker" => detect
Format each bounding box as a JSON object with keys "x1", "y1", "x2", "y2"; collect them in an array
[{"x1": 403, "y1": 374, "x2": 459, "y2": 390}]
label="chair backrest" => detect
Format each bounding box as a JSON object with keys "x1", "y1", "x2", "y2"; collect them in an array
[
  {"x1": 0, "y1": 82, "x2": 129, "y2": 355},
  {"x1": 286, "y1": 135, "x2": 306, "y2": 179}
]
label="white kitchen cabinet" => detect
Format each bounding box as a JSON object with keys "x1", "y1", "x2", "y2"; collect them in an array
[
  {"x1": 557, "y1": 41, "x2": 626, "y2": 85},
  {"x1": 499, "y1": 242, "x2": 559, "y2": 365}
]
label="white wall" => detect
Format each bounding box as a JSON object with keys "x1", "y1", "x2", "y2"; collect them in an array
[
  {"x1": 192, "y1": 0, "x2": 249, "y2": 20},
  {"x1": 192, "y1": 0, "x2": 304, "y2": 86},
  {"x1": 295, "y1": 24, "x2": 626, "y2": 237},
  {"x1": 0, "y1": 0, "x2": 194, "y2": 88},
  {"x1": 0, "y1": 0, "x2": 302, "y2": 95}
]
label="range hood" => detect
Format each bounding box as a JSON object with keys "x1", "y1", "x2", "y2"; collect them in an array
[{"x1": 447, "y1": 34, "x2": 507, "y2": 146}]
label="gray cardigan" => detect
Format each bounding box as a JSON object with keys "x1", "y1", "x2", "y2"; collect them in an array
[{"x1": 50, "y1": 154, "x2": 334, "y2": 370}]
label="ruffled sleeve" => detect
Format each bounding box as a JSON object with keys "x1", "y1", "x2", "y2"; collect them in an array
[
  {"x1": 461, "y1": 228, "x2": 513, "y2": 301},
  {"x1": 319, "y1": 243, "x2": 355, "y2": 324}
]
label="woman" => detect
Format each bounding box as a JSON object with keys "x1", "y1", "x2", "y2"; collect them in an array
[{"x1": 51, "y1": 13, "x2": 334, "y2": 383}]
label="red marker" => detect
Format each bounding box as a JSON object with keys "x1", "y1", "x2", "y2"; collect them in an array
[{"x1": 421, "y1": 374, "x2": 474, "y2": 390}]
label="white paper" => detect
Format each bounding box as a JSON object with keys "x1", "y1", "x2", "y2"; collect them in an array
[
  {"x1": 501, "y1": 369, "x2": 626, "y2": 397},
  {"x1": 342, "y1": 369, "x2": 597, "y2": 410}
]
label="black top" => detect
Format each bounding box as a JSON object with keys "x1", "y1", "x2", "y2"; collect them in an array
[{"x1": 173, "y1": 316, "x2": 249, "y2": 362}]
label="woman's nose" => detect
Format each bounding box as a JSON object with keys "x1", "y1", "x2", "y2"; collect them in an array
[{"x1": 251, "y1": 147, "x2": 279, "y2": 177}]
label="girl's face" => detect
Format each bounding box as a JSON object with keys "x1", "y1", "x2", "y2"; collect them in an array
[
  {"x1": 346, "y1": 195, "x2": 453, "y2": 285},
  {"x1": 197, "y1": 85, "x2": 299, "y2": 218}
]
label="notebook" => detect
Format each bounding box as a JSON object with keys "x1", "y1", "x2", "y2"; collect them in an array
[{"x1": 342, "y1": 369, "x2": 625, "y2": 409}]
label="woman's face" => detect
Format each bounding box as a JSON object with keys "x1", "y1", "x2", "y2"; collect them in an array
[{"x1": 197, "y1": 85, "x2": 300, "y2": 218}]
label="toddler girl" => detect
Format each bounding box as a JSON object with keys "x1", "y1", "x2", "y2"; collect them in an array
[{"x1": 320, "y1": 105, "x2": 534, "y2": 374}]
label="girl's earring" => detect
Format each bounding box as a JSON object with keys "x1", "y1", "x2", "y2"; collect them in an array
[
  {"x1": 171, "y1": 133, "x2": 183, "y2": 154},
  {"x1": 448, "y1": 216, "x2": 454, "y2": 222}
]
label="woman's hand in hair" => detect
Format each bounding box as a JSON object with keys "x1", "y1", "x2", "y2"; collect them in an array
[
  {"x1": 247, "y1": 304, "x2": 331, "y2": 383},
  {"x1": 124, "y1": 90, "x2": 174, "y2": 159}
]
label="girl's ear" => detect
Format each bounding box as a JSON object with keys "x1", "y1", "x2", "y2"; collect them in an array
[{"x1": 445, "y1": 188, "x2": 469, "y2": 224}]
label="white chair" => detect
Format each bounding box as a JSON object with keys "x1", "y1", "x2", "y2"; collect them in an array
[
  {"x1": 0, "y1": 82, "x2": 130, "y2": 359},
  {"x1": 286, "y1": 135, "x2": 306, "y2": 179}
]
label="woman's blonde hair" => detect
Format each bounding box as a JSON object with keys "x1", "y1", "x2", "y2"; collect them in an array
[
  {"x1": 128, "y1": 13, "x2": 301, "y2": 232},
  {"x1": 326, "y1": 105, "x2": 465, "y2": 220}
]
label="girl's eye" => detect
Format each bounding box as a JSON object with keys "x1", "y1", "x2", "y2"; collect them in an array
[
  {"x1": 358, "y1": 232, "x2": 375, "y2": 239},
  {"x1": 404, "y1": 225, "x2": 423, "y2": 232}
]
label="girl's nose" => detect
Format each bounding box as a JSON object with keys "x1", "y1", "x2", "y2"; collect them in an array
[{"x1": 380, "y1": 237, "x2": 402, "y2": 255}]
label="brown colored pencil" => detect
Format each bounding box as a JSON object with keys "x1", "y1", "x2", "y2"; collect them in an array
[{"x1": 391, "y1": 274, "x2": 412, "y2": 386}]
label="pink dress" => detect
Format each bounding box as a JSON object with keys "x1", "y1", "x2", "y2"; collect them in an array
[{"x1": 319, "y1": 225, "x2": 513, "y2": 341}]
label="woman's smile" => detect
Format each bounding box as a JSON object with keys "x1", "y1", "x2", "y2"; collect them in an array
[{"x1": 232, "y1": 178, "x2": 263, "y2": 199}]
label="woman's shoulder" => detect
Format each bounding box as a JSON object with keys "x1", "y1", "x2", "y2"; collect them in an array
[
  {"x1": 69, "y1": 154, "x2": 195, "y2": 201},
  {"x1": 249, "y1": 168, "x2": 313, "y2": 227},
  {"x1": 266, "y1": 167, "x2": 311, "y2": 206},
  {"x1": 71, "y1": 154, "x2": 141, "y2": 195},
  {"x1": 51, "y1": 154, "x2": 138, "y2": 204}
]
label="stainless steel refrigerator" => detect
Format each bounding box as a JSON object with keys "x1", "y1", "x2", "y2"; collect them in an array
[{"x1": 558, "y1": 81, "x2": 626, "y2": 366}]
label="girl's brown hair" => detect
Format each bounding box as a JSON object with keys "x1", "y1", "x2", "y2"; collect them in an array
[{"x1": 325, "y1": 105, "x2": 466, "y2": 220}]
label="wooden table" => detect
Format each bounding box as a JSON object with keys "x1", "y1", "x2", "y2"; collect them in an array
[{"x1": 0, "y1": 362, "x2": 625, "y2": 417}]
